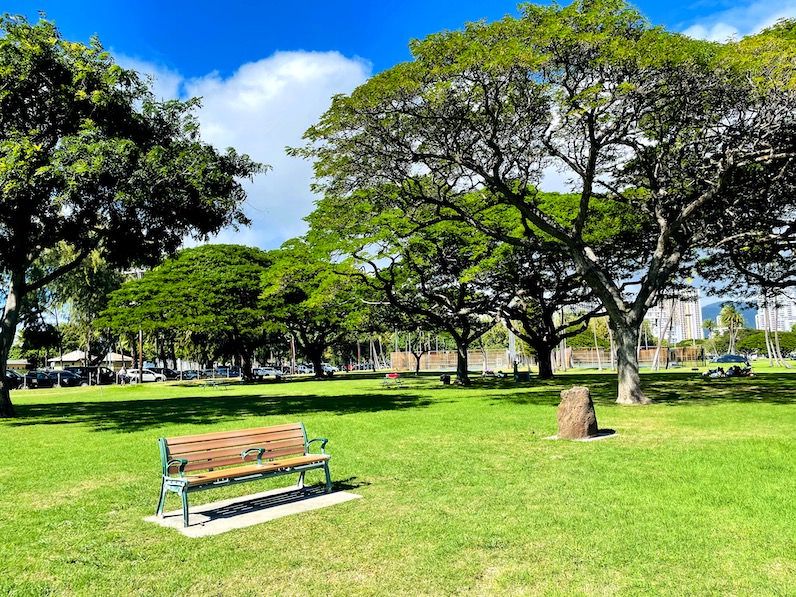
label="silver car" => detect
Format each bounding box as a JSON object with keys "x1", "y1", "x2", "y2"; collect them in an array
[{"x1": 126, "y1": 368, "x2": 166, "y2": 383}]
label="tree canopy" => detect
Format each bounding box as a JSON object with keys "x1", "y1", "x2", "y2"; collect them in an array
[
  {"x1": 309, "y1": 187, "x2": 516, "y2": 384},
  {"x1": 261, "y1": 239, "x2": 372, "y2": 378},
  {"x1": 0, "y1": 16, "x2": 263, "y2": 417},
  {"x1": 98, "y1": 244, "x2": 271, "y2": 373},
  {"x1": 294, "y1": 0, "x2": 796, "y2": 403}
]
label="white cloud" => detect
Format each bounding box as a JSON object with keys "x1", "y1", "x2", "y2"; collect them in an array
[
  {"x1": 118, "y1": 51, "x2": 371, "y2": 250},
  {"x1": 116, "y1": 55, "x2": 184, "y2": 101},
  {"x1": 682, "y1": 0, "x2": 796, "y2": 41}
]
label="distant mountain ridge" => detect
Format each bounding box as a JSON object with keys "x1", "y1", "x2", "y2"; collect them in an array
[{"x1": 701, "y1": 301, "x2": 756, "y2": 329}]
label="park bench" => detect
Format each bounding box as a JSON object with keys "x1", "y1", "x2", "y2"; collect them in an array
[
  {"x1": 202, "y1": 377, "x2": 246, "y2": 390},
  {"x1": 381, "y1": 372, "x2": 402, "y2": 388},
  {"x1": 156, "y1": 422, "x2": 332, "y2": 526}
]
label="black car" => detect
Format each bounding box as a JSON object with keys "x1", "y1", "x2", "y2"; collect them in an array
[
  {"x1": 65, "y1": 366, "x2": 116, "y2": 385},
  {"x1": 23, "y1": 371, "x2": 57, "y2": 389},
  {"x1": 146, "y1": 367, "x2": 179, "y2": 380},
  {"x1": 4, "y1": 369, "x2": 24, "y2": 389},
  {"x1": 48, "y1": 369, "x2": 84, "y2": 387}
]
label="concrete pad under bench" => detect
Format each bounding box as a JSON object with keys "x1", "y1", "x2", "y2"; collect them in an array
[{"x1": 145, "y1": 485, "x2": 361, "y2": 537}]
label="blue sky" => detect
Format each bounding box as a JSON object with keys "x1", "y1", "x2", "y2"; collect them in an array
[{"x1": 5, "y1": 0, "x2": 796, "y2": 250}]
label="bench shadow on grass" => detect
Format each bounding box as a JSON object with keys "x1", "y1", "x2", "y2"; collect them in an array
[
  {"x1": 198, "y1": 477, "x2": 370, "y2": 523},
  {"x1": 11, "y1": 391, "x2": 432, "y2": 433}
]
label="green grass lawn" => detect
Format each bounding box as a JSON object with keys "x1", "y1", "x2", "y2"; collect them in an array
[{"x1": 1, "y1": 370, "x2": 794, "y2": 596}]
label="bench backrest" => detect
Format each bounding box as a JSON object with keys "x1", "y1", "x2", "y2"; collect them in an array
[{"x1": 159, "y1": 423, "x2": 309, "y2": 476}]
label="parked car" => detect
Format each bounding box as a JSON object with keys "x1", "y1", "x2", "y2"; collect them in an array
[
  {"x1": 180, "y1": 369, "x2": 202, "y2": 379},
  {"x1": 65, "y1": 366, "x2": 116, "y2": 385},
  {"x1": 4, "y1": 369, "x2": 24, "y2": 389},
  {"x1": 251, "y1": 367, "x2": 282, "y2": 380},
  {"x1": 48, "y1": 369, "x2": 84, "y2": 387},
  {"x1": 178, "y1": 369, "x2": 201, "y2": 380},
  {"x1": 146, "y1": 367, "x2": 179, "y2": 380},
  {"x1": 23, "y1": 370, "x2": 57, "y2": 389},
  {"x1": 711, "y1": 354, "x2": 750, "y2": 365},
  {"x1": 126, "y1": 368, "x2": 166, "y2": 383}
]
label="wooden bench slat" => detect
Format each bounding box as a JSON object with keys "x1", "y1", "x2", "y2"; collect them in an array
[
  {"x1": 169, "y1": 434, "x2": 304, "y2": 458},
  {"x1": 174, "y1": 445, "x2": 311, "y2": 474},
  {"x1": 165, "y1": 423, "x2": 303, "y2": 445},
  {"x1": 166, "y1": 430, "x2": 306, "y2": 456},
  {"x1": 174, "y1": 455, "x2": 251, "y2": 474},
  {"x1": 168, "y1": 438, "x2": 307, "y2": 464},
  {"x1": 184, "y1": 454, "x2": 331, "y2": 486}
]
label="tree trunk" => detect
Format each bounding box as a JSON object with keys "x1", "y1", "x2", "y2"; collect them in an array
[
  {"x1": 612, "y1": 320, "x2": 651, "y2": 405},
  {"x1": 523, "y1": 335, "x2": 557, "y2": 380},
  {"x1": 306, "y1": 348, "x2": 325, "y2": 379},
  {"x1": 764, "y1": 304, "x2": 775, "y2": 366},
  {"x1": 773, "y1": 326, "x2": 791, "y2": 369},
  {"x1": 241, "y1": 355, "x2": 253, "y2": 379},
  {"x1": 411, "y1": 350, "x2": 424, "y2": 375},
  {"x1": 0, "y1": 273, "x2": 25, "y2": 418},
  {"x1": 536, "y1": 347, "x2": 554, "y2": 380},
  {"x1": 455, "y1": 343, "x2": 470, "y2": 385}
]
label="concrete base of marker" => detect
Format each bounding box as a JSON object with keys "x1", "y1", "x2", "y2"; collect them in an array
[{"x1": 543, "y1": 429, "x2": 617, "y2": 441}]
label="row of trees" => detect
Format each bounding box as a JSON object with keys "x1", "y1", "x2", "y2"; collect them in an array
[{"x1": 18, "y1": 235, "x2": 793, "y2": 388}]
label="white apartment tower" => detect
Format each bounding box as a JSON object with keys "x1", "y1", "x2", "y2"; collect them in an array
[
  {"x1": 755, "y1": 290, "x2": 796, "y2": 332},
  {"x1": 645, "y1": 286, "x2": 703, "y2": 344}
]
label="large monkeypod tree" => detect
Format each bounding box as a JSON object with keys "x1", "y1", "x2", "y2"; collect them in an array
[
  {"x1": 0, "y1": 17, "x2": 263, "y2": 417},
  {"x1": 261, "y1": 239, "x2": 371, "y2": 379},
  {"x1": 294, "y1": 0, "x2": 796, "y2": 404},
  {"x1": 97, "y1": 245, "x2": 272, "y2": 376},
  {"x1": 308, "y1": 191, "x2": 511, "y2": 385}
]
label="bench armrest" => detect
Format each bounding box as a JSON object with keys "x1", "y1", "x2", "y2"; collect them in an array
[
  {"x1": 167, "y1": 458, "x2": 188, "y2": 478},
  {"x1": 307, "y1": 437, "x2": 329, "y2": 455},
  {"x1": 242, "y1": 447, "x2": 266, "y2": 465}
]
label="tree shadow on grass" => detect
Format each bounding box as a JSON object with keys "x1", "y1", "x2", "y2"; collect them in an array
[
  {"x1": 470, "y1": 373, "x2": 619, "y2": 407},
  {"x1": 479, "y1": 372, "x2": 796, "y2": 407},
  {"x1": 644, "y1": 372, "x2": 796, "y2": 406},
  {"x1": 10, "y1": 391, "x2": 432, "y2": 433}
]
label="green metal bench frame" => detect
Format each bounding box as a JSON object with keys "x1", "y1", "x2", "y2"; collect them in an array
[{"x1": 156, "y1": 422, "x2": 331, "y2": 526}]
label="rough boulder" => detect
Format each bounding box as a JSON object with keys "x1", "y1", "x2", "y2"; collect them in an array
[{"x1": 557, "y1": 386, "x2": 599, "y2": 439}]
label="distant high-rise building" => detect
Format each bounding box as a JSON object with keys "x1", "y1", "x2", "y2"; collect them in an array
[
  {"x1": 755, "y1": 290, "x2": 796, "y2": 332},
  {"x1": 645, "y1": 286, "x2": 702, "y2": 344}
]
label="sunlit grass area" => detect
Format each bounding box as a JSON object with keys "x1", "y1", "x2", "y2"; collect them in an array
[{"x1": 1, "y1": 370, "x2": 794, "y2": 595}]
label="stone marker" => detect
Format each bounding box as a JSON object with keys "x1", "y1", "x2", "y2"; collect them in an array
[{"x1": 557, "y1": 386, "x2": 599, "y2": 439}]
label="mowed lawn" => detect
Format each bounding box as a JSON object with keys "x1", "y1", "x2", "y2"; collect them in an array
[{"x1": 1, "y1": 370, "x2": 794, "y2": 596}]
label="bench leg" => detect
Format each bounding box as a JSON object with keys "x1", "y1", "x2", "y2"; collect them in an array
[
  {"x1": 297, "y1": 471, "x2": 306, "y2": 489},
  {"x1": 181, "y1": 488, "x2": 190, "y2": 527},
  {"x1": 156, "y1": 479, "x2": 168, "y2": 517},
  {"x1": 324, "y1": 462, "x2": 332, "y2": 493}
]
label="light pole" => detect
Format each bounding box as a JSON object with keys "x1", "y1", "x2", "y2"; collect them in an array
[{"x1": 122, "y1": 268, "x2": 147, "y2": 381}]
